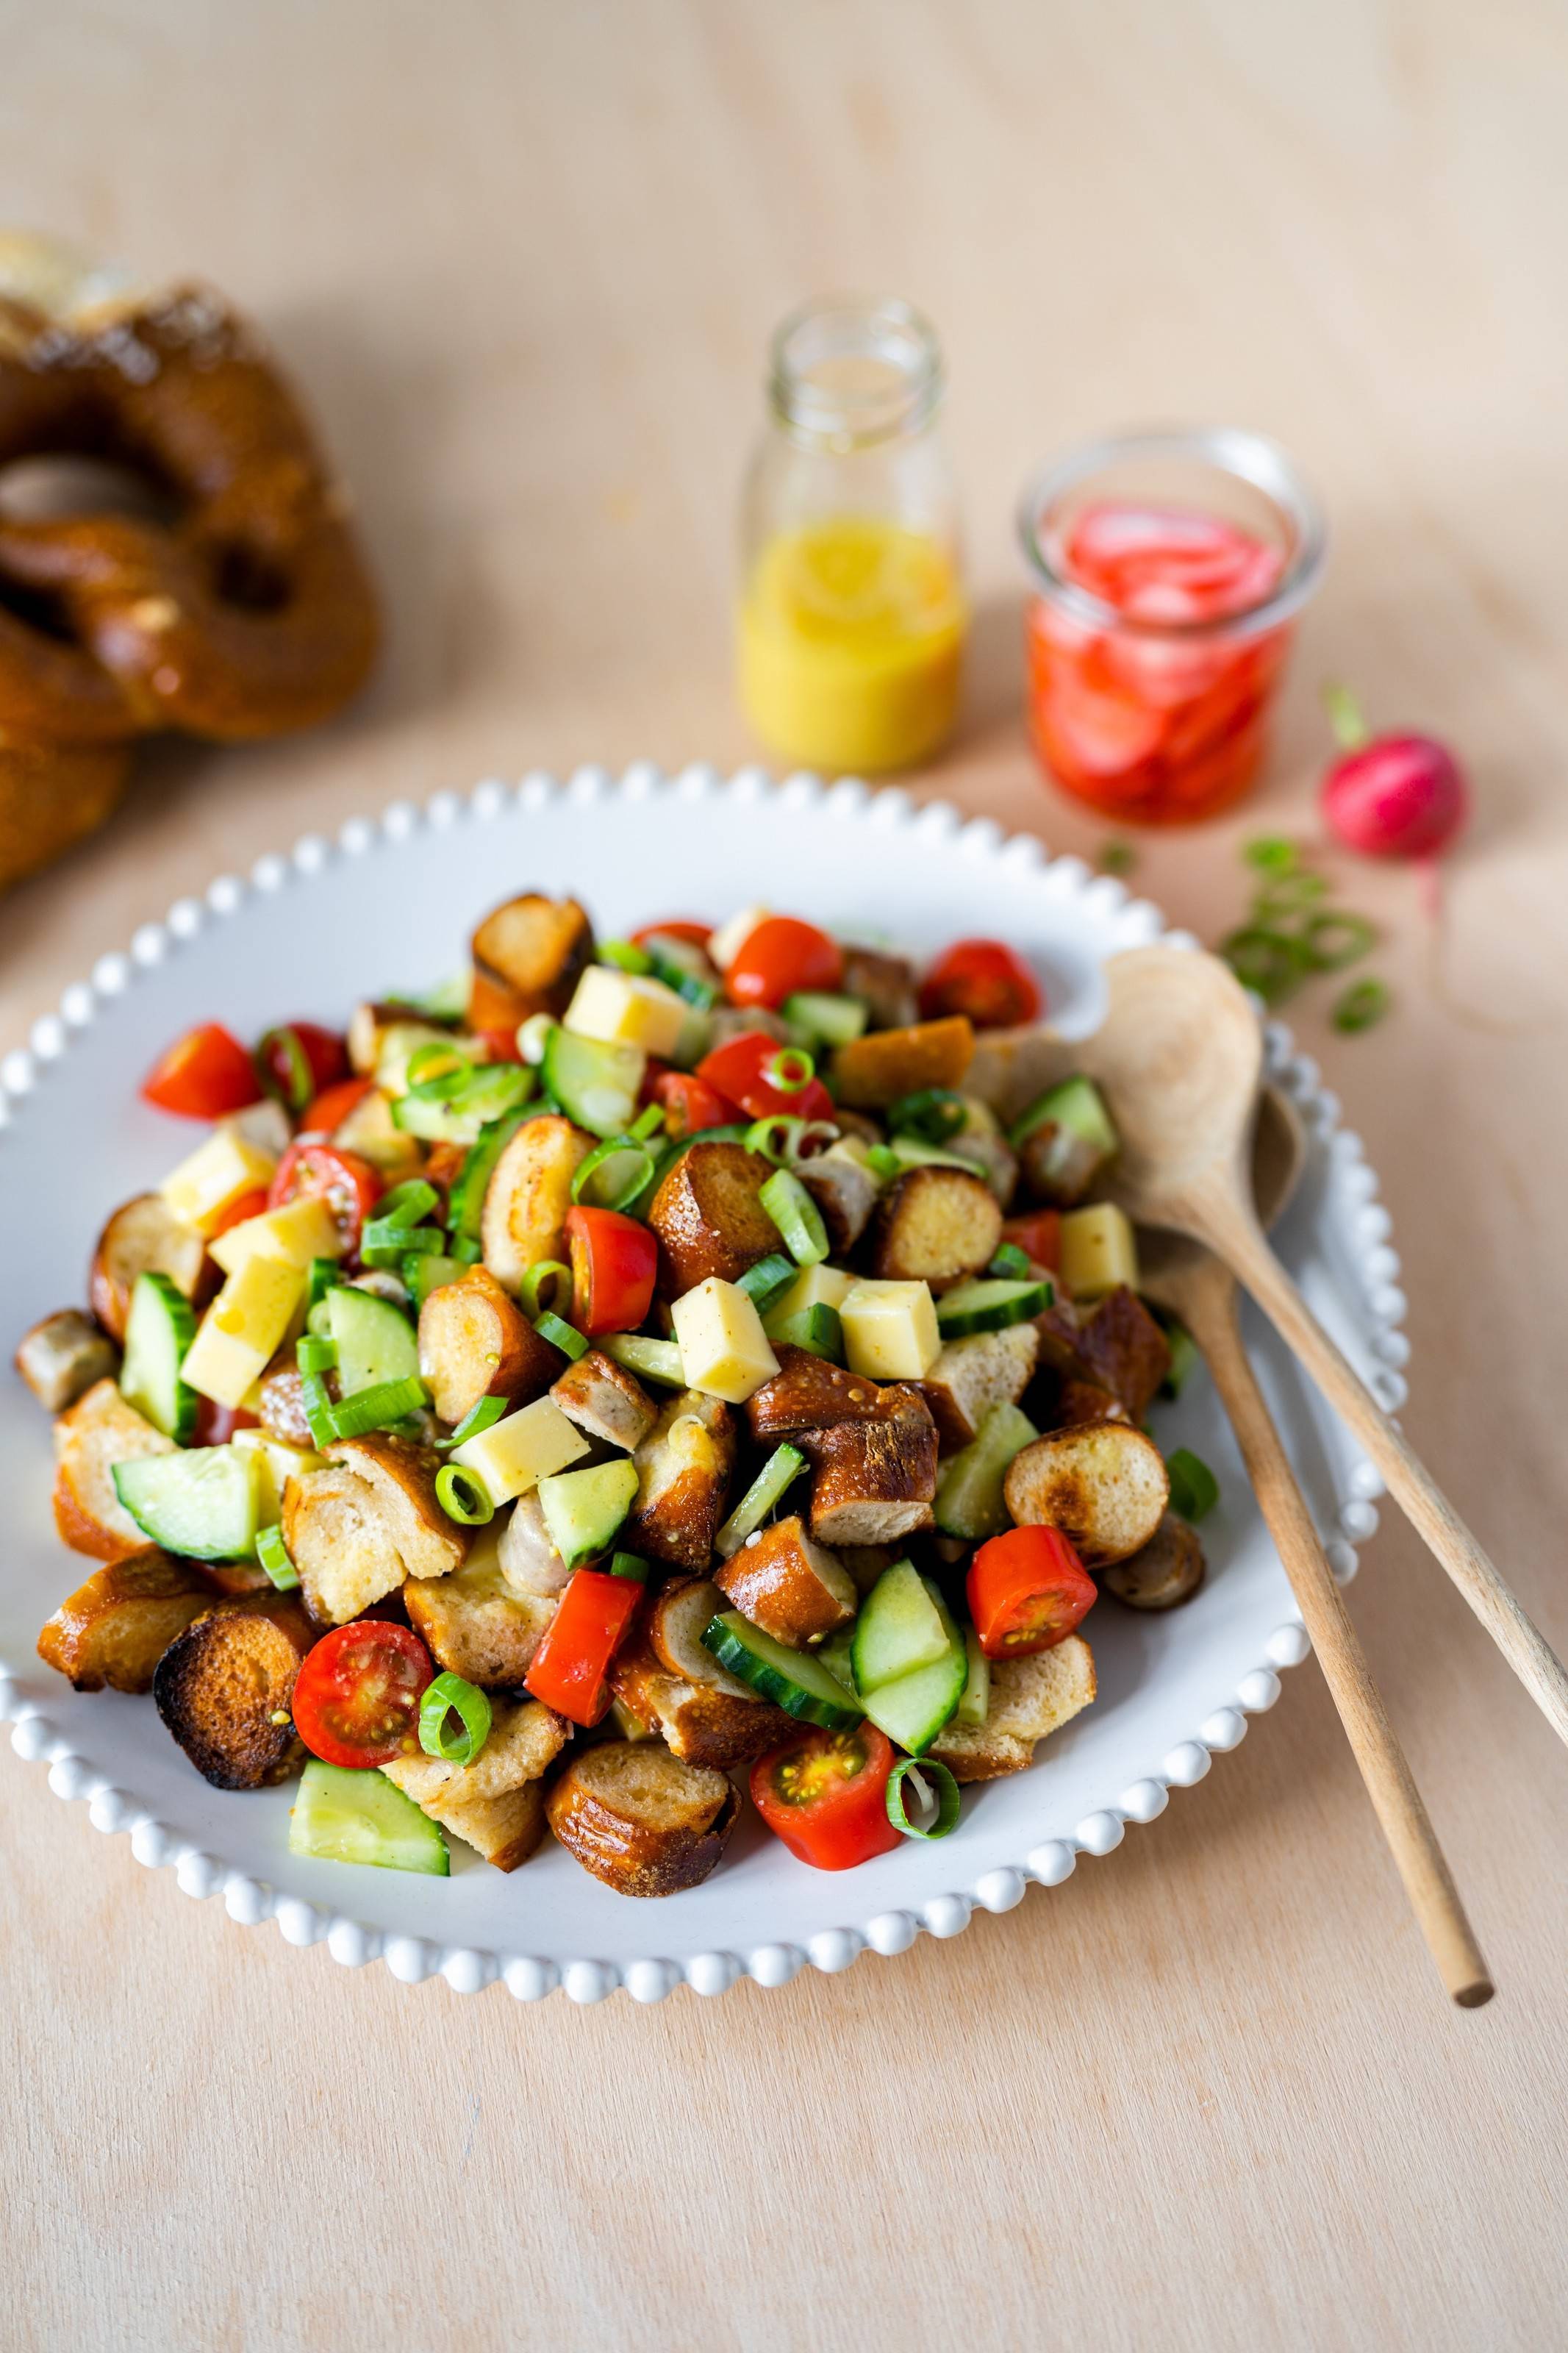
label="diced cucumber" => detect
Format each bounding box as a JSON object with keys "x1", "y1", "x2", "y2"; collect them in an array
[
  {"x1": 537, "y1": 1459, "x2": 640, "y2": 1568},
  {"x1": 936, "y1": 1275, "x2": 1054, "y2": 1338},
  {"x1": 933, "y1": 1400, "x2": 1039, "y2": 1540},
  {"x1": 859, "y1": 1580, "x2": 967, "y2": 1755},
  {"x1": 373, "y1": 1021, "x2": 462, "y2": 1097},
  {"x1": 784, "y1": 990, "x2": 867, "y2": 1050},
  {"x1": 765, "y1": 1303, "x2": 845, "y2": 1363},
  {"x1": 542, "y1": 1026, "x2": 643, "y2": 1138},
  {"x1": 327, "y1": 1286, "x2": 420, "y2": 1397},
  {"x1": 701, "y1": 1611, "x2": 864, "y2": 1730},
  {"x1": 715, "y1": 1442, "x2": 806, "y2": 1559},
  {"x1": 289, "y1": 1760, "x2": 449, "y2": 1876},
  {"x1": 404, "y1": 1254, "x2": 468, "y2": 1311},
  {"x1": 851, "y1": 1558, "x2": 951, "y2": 1693},
  {"x1": 449, "y1": 1109, "x2": 531, "y2": 1240},
  {"x1": 888, "y1": 1135, "x2": 988, "y2": 1177},
  {"x1": 601, "y1": 1332, "x2": 687, "y2": 1388},
  {"x1": 1009, "y1": 1073, "x2": 1119, "y2": 1154},
  {"x1": 957, "y1": 1627, "x2": 990, "y2": 1727},
  {"x1": 120, "y1": 1270, "x2": 198, "y2": 1442},
  {"x1": 817, "y1": 1624, "x2": 858, "y2": 1694},
  {"x1": 112, "y1": 1446, "x2": 259, "y2": 1561},
  {"x1": 390, "y1": 1092, "x2": 486, "y2": 1146},
  {"x1": 643, "y1": 936, "x2": 718, "y2": 1010}
]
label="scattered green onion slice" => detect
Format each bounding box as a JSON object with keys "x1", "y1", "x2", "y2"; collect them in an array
[
  {"x1": 434, "y1": 1463, "x2": 495, "y2": 1526},
  {"x1": 520, "y1": 1260, "x2": 573, "y2": 1318},
  {"x1": 885, "y1": 1757, "x2": 961, "y2": 1840},
  {"x1": 362, "y1": 1219, "x2": 445, "y2": 1266},
  {"x1": 405, "y1": 1043, "x2": 473, "y2": 1099},
  {"x1": 1220, "y1": 926, "x2": 1309, "y2": 1006},
  {"x1": 443, "y1": 1395, "x2": 508, "y2": 1449},
  {"x1": 329, "y1": 1374, "x2": 429, "y2": 1440},
  {"x1": 418, "y1": 1671, "x2": 493, "y2": 1763},
  {"x1": 1167, "y1": 1446, "x2": 1220, "y2": 1523},
  {"x1": 887, "y1": 1087, "x2": 966, "y2": 1146},
  {"x1": 255, "y1": 1025, "x2": 315, "y2": 1115},
  {"x1": 767, "y1": 1046, "x2": 815, "y2": 1094},
  {"x1": 374, "y1": 1179, "x2": 440, "y2": 1230},
  {"x1": 255, "y1": 1523, "x2": 300, "y2": 1592},
  {"x1": 759, "y1": 1168, "x2": 829, "y2": 1267},
  {"x1": 630, "y1": 1101, "x2": 665, "y2": 1141},
  {"x1": 1333, "y1": 977, "x2": 1391, "y2": 1034},
  {"x1": 1301, "y1": 911, "x2": 1376, "y2": 972},
  {"x1": 607, "y1": 1551, "x2": 651, "y2": 1582},
  {"x1": 989, "y1": 1242, "x2": 1034, "y2": 1281},
  {"x1": 1244, "y1": 835, "x2": 1300, "y2": 876},
  {"x1": 865, "y1": 1143, "x2": 901, "y2": 1183},
  {"x1": 737, "y1": 1252, "x2": 797, "y2": 1314},
  {"x1": 715, "y1": 1441, "x2": 806, "y2": 1559},
  {"x1": 570, "y1": 1136, "x2": 656, "y2": 1212},
  {"x1": 535, "y1": 1310, "x2": 590, "y2": 1361},
  {"x1": 299, "y1": 1370, "x2": 338, "y2": 1450},
  {"x1": 307, "y1": 1257, "x2": 343, "y2": 1309},
  {"x1": 296, "y1": 1333, "x2": 339, "y2": 1376},
  {"x1": 599, "y1": 939, "x2": 654, "y2": 976},
  {"x1": 767, "y1": 1302, "x2": 843, "y2": 1362},
  {"x1": 1253, "y1": 870, "x2": 1328, "y2": 918},
  {"x1": 451, "y1": 1234, "x2": 483, "y2": 1266},
  {"x1": 745, "y1": 1115, "x2": 806, "y2": 1165}
]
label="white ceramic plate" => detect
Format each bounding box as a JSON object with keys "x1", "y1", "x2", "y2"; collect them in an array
[{"x1": 0, "y1": 765, "x2": 1410, "y2": 2004}]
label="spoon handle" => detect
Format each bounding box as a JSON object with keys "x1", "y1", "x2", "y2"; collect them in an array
[
  {"x1": 1220, "y1": 1210, "x2": 1568, "y2": 1752},
  {"x1": 1192, "y1": 1284, "x2": 1492, "y2": 2006}
]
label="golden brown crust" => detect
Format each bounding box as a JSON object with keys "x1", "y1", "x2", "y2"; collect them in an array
[
  {"x1": 928, "y1": 1636, "x2": 1096, "y2": 1782},
  {"x1": 417, "y1": 1264, "x2": 561, "y2": 1425},
  {"x1": 625, "y1": 1390, "x2": 737, "y2": 1571},
  {"x1": 545, "y1": 1740, "x2": 738, "y2": 1897},
  {"x1": 151, "y1": 1596, "x2": 313, "y2": 1788},
  {"x1": 468, "y1": 893, "x2": 595, "y2": 1026},
  {"x1": 1003, "y1": 1423, "x2": 1169, "y2": 1568},
  {"x1": 840, "y1": 944, "x2": 918, "y2": 1030},
  {"x1": 0, "y1": 734, "x2": 132, "y2": 893},
  {"x1": 714, "y1": 1515, "x2": 857, "y2": 1646},
  {"x1": 283, "y1": 1434, "x2": 468, "y2": 1624},
  {"x1": 1051, "y1": 1379, "x2": 1129, "y2": 1429},
  {"x1": 1072, "y1": 1286, "x2": 1173, "y2": 1425},
  {"x1": 37, "y1": 1547, "x2": 216, "y2": 1693},
  {"x1": 647, "y1": 1140, "x2": 779, "y2": 1295},
  {"x1": 403, "y1": 1555, "x2": 556, "y2": 1686},
  {"x1": 745, "y1": 1345, "x2": 886, "y2": 1439},
  {"x1": 88, "y1": 1190, "x2": 212, "y2": 1345},
  {"x1": 52, "y1": 1377, "x2": 175, "y2": 1559},
  {"x1": 828, "y1": 1017, "x2": 975, "y2": 1110},
  {"x1": 868, "y1": 1165, "x2": 1002, "y2": 1290},
  {"x1": 1102, "y1": 1512, "x2": 1206, "y2": 1610},
  {"x1": 801, "y1": 1386, "x2": 939, "y2": 1547},
  {"x1": 609, "y1": 1637, "x2": 794, "y2": 1771},
  {"x1": 917, "y1": 1326, "x2": 1039, "y2": 1450},
  {"x1": 479, "y1": 1115, "x2": 596, "y2": 1294},
  {"x1": 549, "y1": 1349, "x2": 658, "y2": 1452}
]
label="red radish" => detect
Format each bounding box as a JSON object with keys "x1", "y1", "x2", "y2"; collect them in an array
[{"x1": 1320, "y1": 685, "x2": 1469, "y2": 862}]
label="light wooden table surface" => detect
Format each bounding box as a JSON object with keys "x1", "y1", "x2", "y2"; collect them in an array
[{"x1": 4, "y1": 7, "x2": 1567, "y2": 2349}]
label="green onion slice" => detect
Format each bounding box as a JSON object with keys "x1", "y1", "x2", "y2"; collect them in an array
[
  {"x1": 570, "y1": 1135, "x2": 656, "y2": 1212},
  {"x1": 766, "y1": 1046, "x2": 815, "y2": 1094},
  {"x1": 434, "y1": 1463, "x2": 495, "y2": 1526},
  {"x1": 362, "y1": 1220, "x2": 445, "y2": 1267},
  {"x1": 451, "y1": 1234, "x2": 483, "y2": 1265},
  {"x1": 1166, "y1": 1446, "x2": 1220, "y2": 1523},
  {"x1": 864, "y1": 1143, "x2": 901, "y2": 1183},
  {"x1": 767, "y1": 1302, "x2": 843, "y2": 1362},
  {"x1": 1252, "y1": 871, "x2": 1328, "y2": 918},
  {"x1": 329, "y1": 1374, "x2": 429, "y2": 1440},
  {"x1": 535, "y1": 1310, "x2": 590, "y2": 1362},
  {"x1": 886, "y1": 1757, "x2": 961, "y2": 1840},
  {"x1": 520, "y1": 1261, "x2": 573, "y2": 1319},
  {"x1": 607, "y1": 1551, "x2": 652, "y2": 1582},
  {"x1": 1243, "y1": 835, "x2": 1300, "y2": 876},
  {"x1": 255, "y1": 1025, "x2": 315, "y2": 1115},
  {"x1": 375, "y1": 1179, "x2": 441, "y2": 1230},
  {"x1": 255, "y1": 1523, "x2": 300, "y2": 1592},
  {"x1": 441, "y1": 1394, "x2": 508, "y2": 1449},
  {"x1": 715, "y1": 1441, "x2": 806, "y2": 1559},
  {"x1": 759, "y1": 1167, "x2": 829, "y2": 1267},
  {"x1": 299, "y1": 1370, "x2": 338, "y2": 1450},
  {"x1": 745, "y1": 1115, "x2": 805, "y2": 1165},
  {"x1": 630, "y1": 1101, "x2": 665, "y2": 1141},
  {"x1": 1333, "y1": 977, "x2": 1391, "y2": 1034},
  {"x1": 598, "y1": 939, "x2": 654, "y2": 976},
  {"x1": 1220, "y1": 926, "x2": 1309, "y2": 1006},
  {"x1": 418, "y1": 1671, "x2": 493, "y2": 1764},
  {"x1": 296, "y1": 1333, "x2": 339, "y2": 1376},
  {"x1": 307, "y1": 1257, "x2": 343, "y2": 1310},
  {"x1": 1301, "y1": 911, "x2": 1376, "y2": 972},
  {"x1": 989, "y1": 1242, "x2": 1034, "y2": 1280},
  {"x1": 737, "y1": 1252, "x2": 798, "y2": 1313},
  {"x1": 888, "y1": 1087, "x2": 966, "y2": 1145}
]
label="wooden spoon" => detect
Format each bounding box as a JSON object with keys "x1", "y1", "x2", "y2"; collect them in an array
[
  {"x1": 1140, "y1": 1085, "x2": 1491, "y2": 2006},
  {"x1": 1075, "y1": 943, "x2": 1568, "y2": 1755}
]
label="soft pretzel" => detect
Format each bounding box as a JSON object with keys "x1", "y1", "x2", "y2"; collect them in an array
[
  {"x1": 0, "y1": 731, "x2": 132, "y2": 892},
  {"x1": 0, "y1": 280, "x2": 379, "y2": 741}
]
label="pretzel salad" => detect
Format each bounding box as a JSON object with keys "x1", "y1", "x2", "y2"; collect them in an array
[{"x1": 15, "y1": 896, "x2": 1221, "y2": 1893}]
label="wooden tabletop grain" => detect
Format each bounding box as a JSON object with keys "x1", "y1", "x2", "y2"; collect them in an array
[{"x1": 4, "y1": 7, "x2": 1567, "y2": 2348}]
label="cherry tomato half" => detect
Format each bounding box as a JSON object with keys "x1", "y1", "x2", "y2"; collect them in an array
[
  {"x1": 726, "y1": 915, "x2": 844, "y2": 1011},
  {"x1": 1000, "y1": 1208, "x2": 1062, "y2": 1274},
  {"x1": 301, "y1": 1074, "x2": 373, "y2": 1137},
  {"x1": 291, "y1": 1621, "x2": 435, "y2": 1767},
  {"x1": 750, "y1": 1723, "x2": 903, "y2": 1870},
  {"x1": 565, "y1": 1204, "x2": 658, "y2": 1338},
  {"x1": 967, "y1": 1526, "x2": 1096, "y2": 1660},
  {"x1": 919, "y1": 938, "x2": 1044, "y2": 1030},
  {"x1": 191, "y1": 1397, "x2": 260, "y2": 1448},
  {"x1": 652, "y1": 1068, "x2": 743, "y2": 1138},
  {"x1": 142, "y1": 1022, "x2": 263, "y2": 1119},
  {"x1": 207, "y1": 1185, "x2": 271, "y2": 1240},
  {"x1": 523, "y1": 1569, "x2": 641, "y2": 1726},
  {"x1": 631, "y1": 918, "x2": 713, "y2": 949},
  {"x1": 268, "y1": 1141, "x2": 382, "y2": 1257},
  {"x1": 696, "y1": 1030, "x2": 836, "y2": 1124},
  {"x1": 257, "y1": 1021, "x2": 348, "y2": 1113}
]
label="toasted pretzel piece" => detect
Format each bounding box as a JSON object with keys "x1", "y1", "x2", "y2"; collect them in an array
[{"x1": 0, "y1": 729, "x2": 132, "y2": 890}]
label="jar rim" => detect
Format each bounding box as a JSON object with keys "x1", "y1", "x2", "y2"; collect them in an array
[
  {"x1": 768, "y1": 294, "x2": 944, "y2": 448},
  {"x1": 1017, "y1": 426, "x2": 1327, "y2": 640}
]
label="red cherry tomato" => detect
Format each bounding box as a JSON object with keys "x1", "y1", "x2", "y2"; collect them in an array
[
  {"x1": 142, "y1": 1022, "x2": 263, "y2": 1119},
  {"x1": 630, "y1": 918, "x2": 712, "y2": 949},
  {"x1": 290, "y1": 1622, "x2": 435, "y2": 1767},
  {"x1": 268, "y1": 1141, "x2": 382, "y2": 1257},
  {"x1": 967, "y1": 1526, "x2": 1096, "y2": 1660},
  {"x1": 726, "y1": 915, "x2": 844, "y2": 1011},
  {"x1": 257, "y1": 1021, "x2": 348, "y2": 1113},
  {"x1": 207, "y1": 1185, "x2": 271, "y2": 1240},
  {"x1": 695, "y1": 1031, "x2": 836, "y2": 1124},
  {"x1": 750, "y1": 1723, "x2": 903, "y2": 1870},
  {"x1": 1000, "y1": 1208, "x2": 1062, "y2": 1274},
  {"x1": 565, "y1": 1204, "x2": 658, "y2": 1338},
  {"x1": 523, "y1": 1569, "x2": 641, "y2": 1726},
  {"x1": 191, "y1": 1397, "x2": 260, "y2": 1447},
  {"x1": 652, "y1": 1068, "x2": 743, "y2": 1138},
  {"x1": 301, "y1": 1074, "x2": 373, "y2": 1137},
  {"x1": 919, "y1": 939, "x2": 1043, "y2": 1029}
]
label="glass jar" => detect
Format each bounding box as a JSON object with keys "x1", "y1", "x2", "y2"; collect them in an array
[
  {"x1": 1018, "y1": 428, "x2": 1326, "y2": 824},
  {"x1": 737, "y1": 296, "x2": 966, "y2": 775}
]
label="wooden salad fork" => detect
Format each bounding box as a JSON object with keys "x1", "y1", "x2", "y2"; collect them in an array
[
  {"x1": 1139, "y1": 1085, "x2": 1491, "y2": 2006},
  {"x1": 1072, "y1": 945, "x2": 1568, "y2": 1765}
]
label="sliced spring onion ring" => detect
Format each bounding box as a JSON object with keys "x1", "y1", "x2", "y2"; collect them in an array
[
  {"x1": 307, "y1": 1257, "x2": 343, "y2": 1309},
  {"x1": 434, "y1": 1463, "x2": 495, "y2": 1526},
  {"x1": 745, "y1": 1115, "x2": 806, "y2": 1165},
  {"x1": 519, "y1": 1260, "x2": 573, "y2": 1319},
  {"x1": 607, "y1": 1551, "x2": 651, "y2": 1582},
  {"x1": 736, "y1": 1252, "x2": 797, "y2": 1314},
  {"x1": 374, "y1": 1179, "x2": 441, "y2": 1230},
  {"x1": 451, "y1": 1234, "x2": 483, "y2": 1265},
  {"x1": 630, "y1": 1101, "x2": 666, "y2": 1141},
  {"x1": 441, "y1": 1395, "x2": 508, "y2": 1449},
  {"x1": 766, "y1": 1046, "x2": 815, "y2": 1094},
  {"x1": 1166, "y1": 1446, "x2": 1220, "y2": 1523},
  {"x1": 864, "y1": 1143, "x2": 901, "y2": 1183},
  {"x1": 886, "y1": 1757, "x2": 961, "y2": 1840},
  {"x1": 418, "y1": 1671, "x2": 493, "y2": 1764},
  {"x1": 405, "y1": 1040, "x2": 473, "y2": 1096},
  {"x1": 255, "y1": 1523, "x2": 300, "y2": 1592},
  {"x1": 1252, "y1": 871, "x2": 1328, "y2": 919},
  {"x1": 1301, "y1": 910, "x2": 1376, "y2": 971},
  {"x1": 362, "y1": 1220, "x2": 446, "y2": 1267},
  {"x1": 298, "y1": 1369, "x2": 338, "y2": 1450},
  {"x1": 1243, "y1": 835, "x2": 1300, "y2": 876},
  {"x1": 535, "y1": 1310, "x2": 590, "y2": 1362},
  {"x1": 329, "y1": 1374, "x2": 429, "y2": 1440},
  {"x1": 1333, "y1": 977, "x2": 1391, "y2": 1033},
  {"x1": 1220, "y1": 926, "x2": 1309, "y2": 1006},
  {"x1": 256, "y1": 1025, "x2": 315, "y2": 1114},
  {"x1": 295, "y1": 1333, "x2": 339, "y2": 1376},
  {"x1": 570, "y1": 1136, "x2": 656, "y2": 1211},
  {"x1": 887, "y1": 1087, "x2": 966, "y2": 1145},
  {"x1": 598, "y1": 939, "x2": 654, "y2": 976},
  {"x1": 715, "y1": 1442, "x2": 806, "y2": 1559},
  {"x1": 759, "y1": 1168, "x2": 829, "y2": 1267}
]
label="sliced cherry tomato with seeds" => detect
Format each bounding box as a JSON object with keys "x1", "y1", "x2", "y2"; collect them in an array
[
  {"x1": 565, "y1": 1204, "x2": 658, "y2": 1338},
  {"x1": 725, "y1": 915, "x2": 844, "y2": 1011},
  {"x1": 919, "y1": 939, "x2": 1043, "y2": 1030},
  {"x1": 696, "y1": 1031, "x2": 836, "y2": 1124},
  {"x1": 652, "y1": 1068, "x2": 743, "y2": 1138},
  {"x1": 291, "y1": 1622, "x2": 435, "y2": 1768},
  {"x1": 750, "y1": 1723, "x2": 903, "y2": 1870},
  {"x1": 268, "y1": 1141, "x2": 382, "y2": 1257},
  {"x1": 968, "y1": 1525, "x2": 1096, "y2": 1660},
  {"x1": 142, "y1": 1022, "x2": 264, "y2": 1119}
]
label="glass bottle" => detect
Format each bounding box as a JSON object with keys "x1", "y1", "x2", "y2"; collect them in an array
[{"x1": 737, "y1": 296, "x2": 966, "y2": 776}]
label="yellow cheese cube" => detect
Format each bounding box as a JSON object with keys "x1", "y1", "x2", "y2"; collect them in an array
[
  {"x1": 763, "y1": 1260, "x2": 854, "y2": 1335},
  {"x1": 1058, "y1": 1202, "x2": 1139, "y2": 1300},
  {"x1": 840, "y1": 1278, "x2": 941, "y2": 1380},
  {"x1": 160, "y1": 1127, "x2": 279, "y2": 1237},
  {"x1": 209, "y1": 1193, "x2": 343, "y2": 1277},
  {"x1": 232, "y1": 1427, "x2": 326, "y2": 1523},
  {"x1": 709, "y1": 904, "x2": 770, "y2": 971},
  {"x1": 450, "y1": 1396, "x2": 589, "y2": 1505},
  {"x1": 182, "y1": 1254, "x2": 307, "y2": 1409},
  {"x1": 563, "y1": 965, "x2": 690, "y2": 1059},
  {"x1": 670, "y1": 1277, "x2": 780, "y2": 1404}
]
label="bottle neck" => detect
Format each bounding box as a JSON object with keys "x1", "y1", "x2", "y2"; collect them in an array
[{"x1": 769, "y1": 296, "x2": 942, "y2": 452}]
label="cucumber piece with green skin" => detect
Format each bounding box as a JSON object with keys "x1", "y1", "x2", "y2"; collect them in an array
[
  {"x1": 119, "y1": 1271, "x2": 198, "y2": 1442},
  {"x1": 327, "y1": 1286, "x2": 420, "y2": 1397},
  {"x1": 537, "y1": 1459, "x2": 640, "y2": 1568},
  {"x1": 1009, "y1": 1073, "x2": 1119, "y2": 1155},
  {"x1": 764, "y1": 1302, "x2": 844, "y2": 1363},
  {"x1": 113, "y1": 1446, "x2": 259, "y2": 1561},
  {"x1": 817, "y1": 1624, "x2": 858, "y2": 1694},
  {"x1": 390, "y1": 1093, "x2": 487, "y2": 1146},
  {"x1": 289, "y1": 1760, "x2": 449, "y2": 1876},
  {"x1": 888, "y1": 1135, "x2": 988, "y2": 1178},
  {"x1": 933, "y1": 1400, "x2": 1039, "y2": 1540},
  {"x1": 783, "y1": 990, "x2": 867, "y2": 1050},
  {"x1": 935, "y1": 1274, "x2": 1054, "y2": 1338},
  {"x1": 542, "y1": 1026, "x2": 643, "y2": 1138},
  {"x1": 859, "y1": 1580, "x2": 967, "y2": 1755},
  {"x1": 601, "y1": 1333, "x2": 687, "y2": 1388},
  {"x1": 701, "y1": 1612, "x2": 864, "y2": 1730},
  {"x1": 449, "y1": 1108, "x2": 531, "y2": 1240},
  {"x1": 851, "y1": 1558, "x2": 951, "y2": 1693},
  {"x1": 957, "y1": 1627, "x2": 990, "y2": 1727}
]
